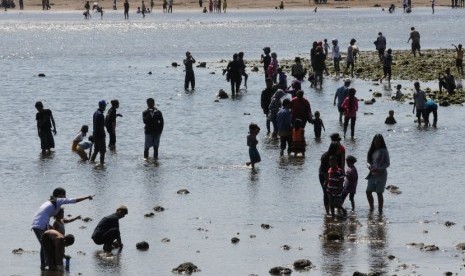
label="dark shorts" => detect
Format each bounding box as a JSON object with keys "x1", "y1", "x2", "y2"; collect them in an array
[
  {"x1": 416, "y1": 108, "x2": 425, "y2": 118},
  {"x1": 94, "y1": 137, "x2": 106, "y2": 153},
  {"x1": 383, "y1": 66, "x2": 391, "y2": 76},
  {"x1": 456, "y1": 58, "x2": 463, "y2": 67},
  {"x1": 145, "y1": 134, "x2": 161, "y2": 148},
  {"x1": 412, "y1": 42, "x2": 421, "y2": 51},
  {"x1": 39, "y1": 130, "x2": 55, "y2": 150}
]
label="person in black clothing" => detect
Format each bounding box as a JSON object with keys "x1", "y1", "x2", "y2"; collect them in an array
[
  {"x1": 143, "y1": 98, "x2": 164, "y2": 159},
  {"x1": 124, "y1": 0, "x2": 129, "y2": 19},
  {"x1": 91, "y1": 100, "x2": 107, "y2": 165},
  {"x1": 35, "y1": 101, "x2": 57, "y2": 155},
  {"x1": 260, "y1": 47, "x2": 271, "y2": 81},
  {"x1": 184, "y1": 51, "x2": 196, "y2": 91},
  {"x1": 105, "y1": 99, "x2": 122, "y2": 150},
  {"x1": 313, "y1": 46, "x2": 326, "y2": 89},
  {"x1": 238, "y1": 52, "x2": 248, "y2": 89},
  {"x1": 260, "y1": 78, "x2": 276, "y2": 135},
  {"x1": 226, "y1": 53, "x2": 242, "y2": 97},
  {"x1": 92, "y1": 206, "x2": 128, "y2": 255}
]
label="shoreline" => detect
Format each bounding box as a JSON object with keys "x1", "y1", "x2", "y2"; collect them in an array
[{"x1": 2, "y1": 0, "x2": 458, "y2": 12}]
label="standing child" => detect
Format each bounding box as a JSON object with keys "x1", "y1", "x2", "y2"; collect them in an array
[
  {"x1": 452, "y1": 44, "x2": 463, "y2": 75},
  {"x1": 327, "y1": 155, "x2": 347, "y2": 218},
  {"x1": 342, "y1": 155, "x2": 358, "y2": 211},
  {"x1": 53, "y1": 207, "x2": 82, "y2": 236},
  {"x1": 246, "y1": 123, "x2": 261, "y2": 168},
  {"x1": 291, "y1": 119, "x2": 306, "y2": 157},
  {"x1": 277, "y1": 67, "x2": 287, "y2": 90},
  {"x1": 313, "y1": 111, "x2": 325, "y2": 139},
  {"x1": 72, "y1": 125, "x2": 88, "y2": 152}
]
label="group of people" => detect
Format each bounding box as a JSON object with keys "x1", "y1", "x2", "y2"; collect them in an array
[
  {"x1": 201, "y1": 0, "x2": 227, "y2": 13},
  {"x1": 35, "y1": 97, "x2": 164, "y2": 164},
  {"x1": 31, "y1": 187, "x2": 128, "y2": 271}
]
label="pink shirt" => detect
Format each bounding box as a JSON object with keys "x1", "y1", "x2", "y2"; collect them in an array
[{"x1": 341, "y1": 96, "x2": 358, "y2": 118}]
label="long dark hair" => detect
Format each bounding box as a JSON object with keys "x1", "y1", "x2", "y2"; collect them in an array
[
  {"x1": 348, "y1": 88, "x2": 356, "y2": 112},
  {"x1": 367, "y1": 134, "x2": 387, "y2": 163}
]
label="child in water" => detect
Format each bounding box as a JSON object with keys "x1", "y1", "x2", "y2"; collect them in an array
[
  {"x1": 72, "y1": 125, "x2": 88, "y2": 152},
  {"x1": 393, "y1": 84, "x2": 403, "y2": 100},
  {"x1": 342, "y1": 155, "x2": 358, "y2": 212},
  {"x1": 246, "y1": 123, "x2": 261, "y2": 168},
  {"x1": 76, "y1": 135, "x2": 94, "y2": 161},
  {"x1": 327, "y1": 155, "x2": 347, "y2": 218},
  {"x1": 312, "y1": 111, "x2": 325, "y2": 139},
  {"x1": 291, "y1": 119, "x2": 306, "y2": 157},
  {"x1": 53, "y1": 207, "x2": 82, "y2": 235},
  {"x1": 385, "y1": 110, "x2": 397, "y2": 125}
]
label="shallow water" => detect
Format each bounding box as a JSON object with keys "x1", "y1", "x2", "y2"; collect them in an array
[{"x1": 1, "y1": 8, "x2": 465, "y2": 276}]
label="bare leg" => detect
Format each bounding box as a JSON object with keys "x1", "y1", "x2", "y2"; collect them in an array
[
  {"x1": 377, "y1": 193, "x2": 384, "y2": 213},
  {"x1": 366, "y1": 191, "x2": 374, "y2": 211}
]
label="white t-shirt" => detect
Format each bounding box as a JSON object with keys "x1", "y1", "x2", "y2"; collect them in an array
[
  {"x1": 73, "y1": 132, "x2": 86, "y2": 143},
  {"x1": 31, "y1": 198, "x2": 77, "y2": 230}
]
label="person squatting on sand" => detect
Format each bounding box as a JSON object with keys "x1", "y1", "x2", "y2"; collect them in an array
[{"x1": 92, "y1": 205, "x2": 128, "y2": 256}]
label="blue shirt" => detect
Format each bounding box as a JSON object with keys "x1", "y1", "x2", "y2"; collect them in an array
[
  {"x1": 276, "y1": 107, "x2": 292, "y2": 133},
  {"x1": 335, "y1": 85, "x2": 349, "y2": 108}
]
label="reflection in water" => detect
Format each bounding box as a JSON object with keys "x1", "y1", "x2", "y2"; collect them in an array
[
  {"x1": 93, "y1": 251, "x2": 122, "y2": 273},
  {"x1": 320, "y1": 216, "x2": 347, "y2": 276},
  {"x1": 367, "y1": 213, "x2": 389, "y2": 274},
  {"x1": 248, "y1": 167, "x2": 259, "y2": 182}
]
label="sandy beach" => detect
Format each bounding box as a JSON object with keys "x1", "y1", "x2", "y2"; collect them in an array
[{"x1": 6, "y1": 0, "x2": 452, "y2": 11}]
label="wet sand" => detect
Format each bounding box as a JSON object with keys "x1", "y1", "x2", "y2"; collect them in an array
[{"x1": 236, "y1": 49, "x2": 465, "y2": 105}]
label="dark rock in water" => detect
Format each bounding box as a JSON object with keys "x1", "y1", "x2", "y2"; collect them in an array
[
  {"x1": 82, "y1": 217, "x2": 93, "y2": 222},
  {"x1": 209, "y1": 72, "x2": 215, "y2": 74},
  {"x1": 177, "y1": 189, "x2": 190, "y2": 195},
  {"x1": 372, "y1": 92, "x2": 382, "y2": 97},
  {"x1": 172, "y1": 262, "x2": 200, "y2": 274},
  {"x1": 406, "y1": 242, "x2": 424, "y2": 248},
  {"x1": 353, "y1": 272, "x2": 381, "y2": 276},
  {"x1": 421, "y1": 244, "x2": 439, "y2": 251},
  {"x1": 217, "y1": 89, "x2": 229, "y2": 99},
  {"x1": 148, "y1": 71, "x2": 152, "y2": 75},
  {"x1": 456, "y1": 243, "x2": 465, "y2": 250},
  {"x1": 281, "y1": 245, "x2": 291, "y2": 251},
  {"x1": 269, "y1": 266, "x2": 292, "y2": 275},
  {"x1": 439, "y1": 101, "x2": 450, "y2": 107},
  {"x1": 326, "y1": 230, "x2": 343, "y2": 241},
  {"x1": 365, "y1": 98, "x2": 375, "y2": 105},
  {"x1": 293, "y1": 259, "x2": 312, "y2": 270},
  {"x1": 231, "y1": 237, "x2": 240, "y2": 244},
  {"x1": 144, "y1": 212, "x2": 155, "y2": 218},
  {"x1": 243, "y1": 112, "x2": 251, "y2": 115},
  {"x1": 444, "y1": 221, "x2": 456, "y2": 227},
  {"x1": 172, "y1": 62, "x2": 178, "y2": 67},
  {"x1": 252, "y1": 66, "x2": 259, "y2": 72},
  {"x1": 161, "y1": 238, "x2": 170, "y2": 243},
  {"x1": 153, "y1": 206, "x2": 165, "y2": 212},
  {"x1": 387, "y1": 255, "x2": 396, "y2": 260},
  {"x1": 214, "y1": 99, "x2": 219, "y2": 102},
  {"x1": 198, "y1": 62, "x2": 207, "y2": 68},
  {"x1": 364, "y1": 112, "x2": 374, "y2": 115},
  {"x1": 136, "y1": 241, "x2": 149, "y2": 251},
  {"x1": 77, "y1": 251, "x2": 86, "y2": 255},
  {"x1": 12, "y1": 248, "x2": 24, "y2": 254},
  {"x1": 261, "y1": 223, "x2": 271, "y2": 229},
  {"x1": 38, "y1": 73, "x2": 46, "y2": 77},
  {"x1": 444, "y1": 272, "x2": 453, "y2": 276}
]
